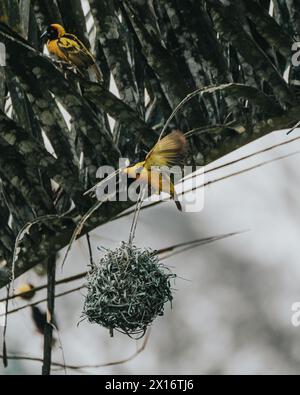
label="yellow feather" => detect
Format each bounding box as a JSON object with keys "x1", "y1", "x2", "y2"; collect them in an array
[
  {"x1": 47, "y1": 39, "x2": 67, "y2": 60},
  {"x1": 145, "y1": 130, "x2": 187, "y2": 169},
  {"x1": 57, "y1": 36, "x2": 94, "y2": 67},
  {"x1": 50, "y1": 24, "x2": 65, "y2": 37}
]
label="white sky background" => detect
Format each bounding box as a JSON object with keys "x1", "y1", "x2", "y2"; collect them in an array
[{"x1": 1, "y1": 128, "x2": 300, "y2": 375}]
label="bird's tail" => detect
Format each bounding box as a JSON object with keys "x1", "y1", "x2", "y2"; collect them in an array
[
  {"x1": 169, "y1": 181, "x2": 182, "y2": 212},
  {"x1": 175, "y1": 199, "x2": 182, "y2": 211}
]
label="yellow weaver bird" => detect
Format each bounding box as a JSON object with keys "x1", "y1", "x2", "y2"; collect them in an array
[
  {"x1": 123, "y1": 130, "x2": 187, "y2": 211},
  {"x1": 41, "y1": 23, "x2": 103, "y2": 82}
]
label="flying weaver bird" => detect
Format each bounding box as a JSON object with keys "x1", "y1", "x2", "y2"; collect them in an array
[
  {"x1": 41, "y1": 23, "x2": 103, "y2": 82},
  {"x1": 86, "y1": 130, "x2": 187, "y2": 211},
  {"x1": 124, "y1": 130, "x2": 187, "y2": 211}
]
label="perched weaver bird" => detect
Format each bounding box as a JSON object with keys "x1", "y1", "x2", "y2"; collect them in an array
[
  {"x1": 41, "y1": 23, "x2": 102, "y2": 82},
  {"x1": 123, "y1": 130, "x2": 187, "y2": 211}
]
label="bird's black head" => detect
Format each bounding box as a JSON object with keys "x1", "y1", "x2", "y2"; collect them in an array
[{"x1": 40, "y1": 24, "x2": 65, "y2": 41}]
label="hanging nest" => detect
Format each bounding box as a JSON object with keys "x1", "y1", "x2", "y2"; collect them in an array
[{"x1": 82, "y1": 242, "x2": 176, "y2": 338}]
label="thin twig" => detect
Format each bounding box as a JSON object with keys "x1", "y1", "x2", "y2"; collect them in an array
[
  {"x1": 0, "y1": 272, "x2": 86, "y2": 303},
  {"x1": 129, "y1": 186, "x2": 146, "y2": 245},
  {"x1": 61, "y1": 200, "x2": 105, "y2": 269},
  {"x1": 2, "y1": 286, "x2": 85, "y2": 317},
  {"x1": 160, "y1": 231, "x2": 249, "y2": 261},
  {"x1": 0, "y1": 329, "x2": 151, "y2": 371},
  {"x1": 159, "y1": 87, "x2": 207, "y2": 140},
  {"x1": 184, "y1": 150, "x2": 300, "y2": 196},
  {"x1": 184, "y1": 134, "x2": 300, "y2": 182},
  {"x1": 286, "y1": 121, "x2": 300, "y2": 135}
]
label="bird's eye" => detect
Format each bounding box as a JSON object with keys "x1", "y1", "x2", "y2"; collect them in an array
[{"x1": 47, "y1": 27, "x2": 58, "y2": 39}]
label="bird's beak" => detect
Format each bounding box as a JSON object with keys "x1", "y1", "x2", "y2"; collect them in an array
[{"x1": 40, "y1": 31, "x2": 48, "y2": 41}]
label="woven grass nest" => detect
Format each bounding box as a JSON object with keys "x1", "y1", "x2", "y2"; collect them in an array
[{"x1": 82, "y1": 242, "x2": 176, "y2": 338}]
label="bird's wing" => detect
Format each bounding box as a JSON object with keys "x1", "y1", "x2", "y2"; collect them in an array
[
  {"x1": 57, "y1": 34, "x2": 95, "y2": 67},
  {"x1": 145, "y1": 130, "x2": 187, "y2": 169}
]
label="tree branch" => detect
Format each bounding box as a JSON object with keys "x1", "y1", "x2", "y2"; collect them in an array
[{"x1": 42, "y1": 255, "x2": 56, "y2": 376}]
